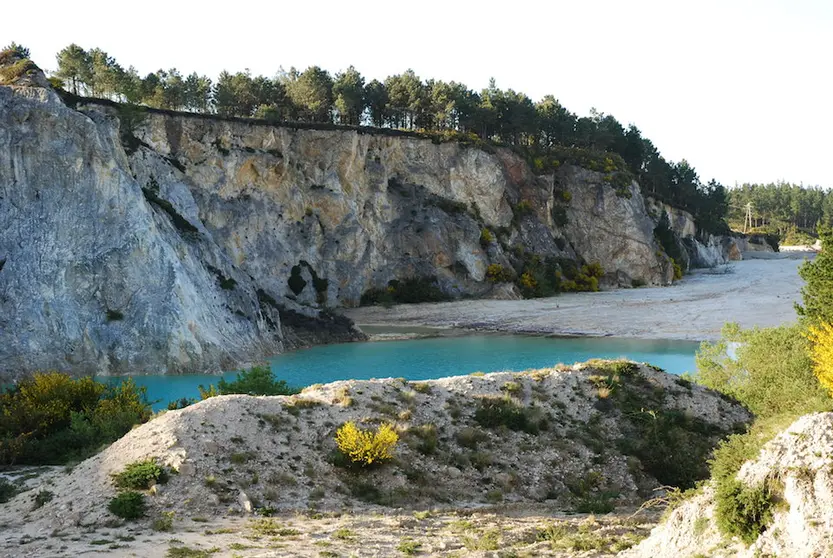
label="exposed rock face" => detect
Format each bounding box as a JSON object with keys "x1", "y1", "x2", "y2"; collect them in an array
[
  {"x1": 646, "y1": 198, "x2": 752, "y2": 270},
  {"x1": 564, "y1": 168, "x2": 673, "y2": 286},
  {"x1": 625, "y1": 413, "x2": 833, "y2": 558},
  {"x1": 0, "y1": 75, "x2": 679, "y2": 377},
  {"x1": 127, "y1": 107, "x2": 674, "y2": 306},
  {"x1": 0, "y1": 87, "x2": 299, "y2": 378},
  {"x1": 734, "y1": 234, "x2": 777, "y2": 254}
]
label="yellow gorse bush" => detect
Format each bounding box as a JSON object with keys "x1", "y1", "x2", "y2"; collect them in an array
[
  {"x1": 806, "y1": 321, "x2": 833, "y2": 396},
  {"x1": 335, "y1": 421, "x2": 398, "y2": 466}
]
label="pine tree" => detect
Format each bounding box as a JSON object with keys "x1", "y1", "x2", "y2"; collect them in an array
[{"x1": 797, "y1": 229, "x2": 833, "y2": 324}]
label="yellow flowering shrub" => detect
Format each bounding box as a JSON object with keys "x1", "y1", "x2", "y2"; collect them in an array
[
  {"x1": 807, "y1": 321, "x2": 833, "y2": 396},
  {"x1": 335, "y1": 421, "x2": 398, "y2": 466}
]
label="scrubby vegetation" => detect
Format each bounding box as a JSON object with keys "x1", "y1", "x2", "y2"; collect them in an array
[
  {"x1": 797, "y1": 229, "x2": 833, "y2": 324},
  {"x1": 335, "y1": 421, "x2": 399, "y2": 467},
  {"x1": 696, "y1": 323, "x2": 829, "y2": 417},
  {"x1": 0, "y1": 373, "x2": 151, "y2": 466},
  {"x1": 108, "y1": 490, "x2": 147, "y2": 519},
  {"x1": 690, "y1": 232, "x2": 833, "y2": 543},
  {"x1": 473, "y1": 396, "x2": 545, "y2": 434},
  {"x1": 112, "y1": 459, "x2": 169, "y2": 490},
  {"x1": 360, "y1": 276, "x2": 450, "y2": 306},
  {"x1": 513, "y1": 253, "x2": 604, "y2": 298},
  {"x1": 198, "y1": 365, "x2": 298, "y2": 400},
  {"x1": 586, "y1": 360, "x2": 732, "y2": 489}
]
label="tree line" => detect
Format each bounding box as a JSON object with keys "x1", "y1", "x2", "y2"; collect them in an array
[
  {"x1": 11, "y1": 42, "x2": 730, "y2": 232},
  {"x1": 728, "y1": 183, "x2": 832, "y2": 241}
]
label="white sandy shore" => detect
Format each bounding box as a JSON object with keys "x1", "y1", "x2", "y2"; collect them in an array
[{"x1": 346, "y1": 257, "x2": 811, "y2": 342}]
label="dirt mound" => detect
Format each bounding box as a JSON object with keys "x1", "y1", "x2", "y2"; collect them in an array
[{"x1": 0, "y1": 361, "x2": 749, "y2": 556}]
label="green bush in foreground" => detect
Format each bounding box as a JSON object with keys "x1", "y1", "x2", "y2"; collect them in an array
[
  {"x1": 112, "y1": 459, "x2": 168, "y2": 489},
  {"x1": 108, "y1": 490, "x2": 146, "y2": 519},
  {"x1": 709, "y1": 415, "x2": 793, "y2": 543},
  {"x1": 696, "y1": 322, "x2": 833, "y2": 542},
  {"x1": 0, "y1": 373, "x2": 151, "y2": 466}
]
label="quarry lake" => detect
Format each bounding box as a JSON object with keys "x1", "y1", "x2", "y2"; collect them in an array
[{"x1": 120, "y1": 335, "x2": 701, "y2": 410}]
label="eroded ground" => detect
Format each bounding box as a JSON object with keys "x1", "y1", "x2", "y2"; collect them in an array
[{"x1": 2, "y1": 504, "x2": 659, "y2": 557}]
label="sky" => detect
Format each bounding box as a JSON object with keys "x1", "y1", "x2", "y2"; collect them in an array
[{"x1": 6, "y1": 0, "x2": 832, "y2": 188}]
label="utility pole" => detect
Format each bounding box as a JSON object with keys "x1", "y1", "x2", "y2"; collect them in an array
[{"x1": 743, "y1": 202, "x2": 754, "y2": 233}]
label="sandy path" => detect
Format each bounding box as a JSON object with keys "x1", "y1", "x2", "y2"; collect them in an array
[{"x1": 345, "y1": 257, "x2": 810, "y2": 342}]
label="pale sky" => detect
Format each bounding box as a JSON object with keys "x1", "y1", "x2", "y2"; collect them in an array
[{"x1": 6, "y1": 0, "x2": 832, "y2": 187}]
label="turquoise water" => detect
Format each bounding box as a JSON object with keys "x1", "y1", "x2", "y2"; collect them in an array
[{"x1": 119, "y1": 335, "x2": 700, "y2": 410}]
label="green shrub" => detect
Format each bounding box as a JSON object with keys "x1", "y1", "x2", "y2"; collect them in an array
[
  {"x1": 152, "y1": 511, "x2": 175, "y2": 532},
  {"x1": 112, "y1": 459, "x2": 168, "y2": 490},
  {"x1": 455, "y1": 427, "x2": 488, "y2": 449},
  {"x1": 707, "y1": 414, "x2": 801, "y2": 543},
  {"x1": 0, "y1": 373, "x2": 151, "y2": 466},
  {"x1": 560, "y1": 262, "x2": 604, "y2": 292},
  {"x1": 360, "y1": 276, "x2": 450, "y2": 306},
  {"x1": 199, "y1": 366, "x2": 298, "y2": 399},
  {"x1": 513, "y1": 200, "x2": 534, "y2": 221},
  {"x1": 408, "y1": 424, "x2": 438, "y2": 455},
  {"x1": 0, "y1": 58, "x2": 39, "y2": 85},
  {"x1": 32, "y1": 489, "x2": 54, "y2": 509},
  {"x1": 480, "y1": 228, "x2": 494, "y2": 247},
  {"x1": 714, "y1": 478, "x2": 777, "y2": 544},
  {"x1": 584, "y1": 364, "x2": 733, "y2": 489},
  {"x1": 108, "y1": 491, "x2": 146, "y2": 519},
  {"x1": 0, "y1": 478, "x2": 16, "y2": 503},
  {"x1": 473, "y1": 396, "x2": 542, "y2": 434},
  {"x1": 397, "y1": 537, "x2": 422, "y2": 555},
  {"x1": 797, "y1": 229, "x2": 833, "y2": 324},
  {"x1": 696, "y1": 323, "x2": 831, "y2": 417}
]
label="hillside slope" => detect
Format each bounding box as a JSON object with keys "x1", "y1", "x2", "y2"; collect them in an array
[{"x1": 0, "y1": 361, "x2": 749, "y2": 556}]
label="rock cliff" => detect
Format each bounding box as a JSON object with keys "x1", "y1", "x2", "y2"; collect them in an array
[
  {"x1": 646, "y1": 198, "x2": 773, "y2": 269},
  {"x1": 1, "y1": 61, "x2": 686, "y2": 377}
]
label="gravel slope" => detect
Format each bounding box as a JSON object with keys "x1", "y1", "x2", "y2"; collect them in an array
[{"x1": 345, "y1": 257, "x2": 809, "y2": 342}]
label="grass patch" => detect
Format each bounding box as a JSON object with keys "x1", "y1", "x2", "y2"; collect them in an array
[
  {"x1": 397, "y1": 537, "x2": 422, "y2": 555},
  {"x1": 473, "y1": 396, "x2": 544, "y2": 434},
  {"x1": 166, "y1": 547, "x2": 219, "y2": 558}
]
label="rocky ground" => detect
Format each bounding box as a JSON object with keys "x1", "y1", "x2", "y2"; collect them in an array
[
  {"x1": 346, "y1": 257, "x2": 810, "y2": 342},
  {"x1": 0, "y1": 362, "x2": 748, "y2": 557}
]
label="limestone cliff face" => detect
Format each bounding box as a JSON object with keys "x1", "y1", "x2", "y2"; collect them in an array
[
  {"x1": 644, "y1": 197, "x2": 769, "y2": 269},
  {"x1": 0, "y1": 87, "x2": 301, "y2": 379},
  {"x1": 0, "y1": 79, "x2": 677, "y2": 377},
  {"x1": 562, "y1": 167, "x2": 673, "y2": 286},
  {"x1": 126, "y1": 107, "x2": 673, "y2": 304}
]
